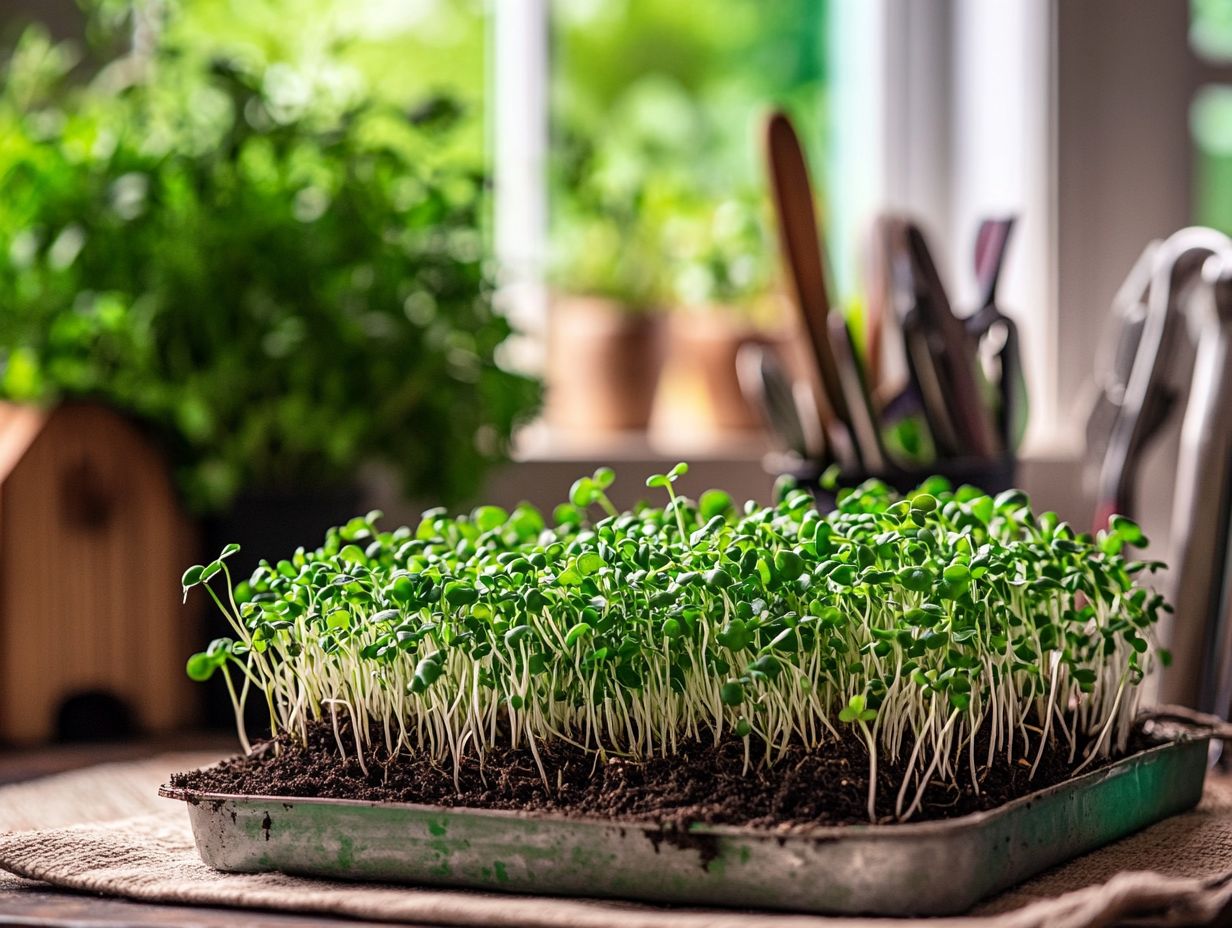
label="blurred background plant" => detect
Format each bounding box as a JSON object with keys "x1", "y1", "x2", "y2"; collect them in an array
[
  {"x1": 549, "y1": 0, "x2": 825, "y2": 318},
  {"x1": 545, "y1": 0, "x2": 825, "y2": 440},
  {"x1": 660, "y1": 193, "x2": 779, "y2": 323},
  {"x1": 0, "y1": 2, "x2": 540, "y2": 514}
]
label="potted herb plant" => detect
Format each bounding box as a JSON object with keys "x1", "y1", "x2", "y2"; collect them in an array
[
  {"x1": 0, "y1": 26, "x2": 541, "y2": 527},
  {"x1": 167, "y1": 466, "x2": 1205, "y2": 915},
  {"x1": 547, "y1": 144, "x2": 670, "y2": 436},
  {"x1": 656, "y1": 192, "x2": 785, "y2": 435}
]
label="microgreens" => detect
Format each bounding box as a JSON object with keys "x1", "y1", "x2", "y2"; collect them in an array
[{"x1": 184, "y1": 467, "x2": 1167, "y2": 821}]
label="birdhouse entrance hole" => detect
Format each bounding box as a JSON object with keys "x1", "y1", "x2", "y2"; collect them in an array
[{"x1": 54, "y1": 690, "x2": 136, "y2": 742}]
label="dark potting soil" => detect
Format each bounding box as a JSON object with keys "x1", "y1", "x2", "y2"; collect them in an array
[{"x1": 171, "y1": 719, "x2": 1144, "y2": 830}]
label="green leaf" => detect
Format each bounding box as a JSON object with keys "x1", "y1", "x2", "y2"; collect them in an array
[
  {"x1": 1110, "y1": 515, "x2": 1145, "y2": 546},
  {"x1": 747, "y1": 653, "x2": 782, "y2": 680},
  {"x1": 820, "y1": 463, "x2": 842, "y2": 491},
  {"x1": 897, "y1": 567, "x2": 933, "y2": 593},
  {"x1": 773, "y1": 549, "x2": 805, "y2": 581},
  {"x1": 443, "y1": 582, "x2": 478, "y2": 607},
  {"x1": 339, "y1": 544, "x2": 367, "y2": 565},
  {"x1": 186, "y1": 652, "x2": 217, "y2": 682},
  {"x1": 473, "y1": 505, "x2": 509, "y2": 533},
  {"x1": 565, "y1": 622, "x2": 592, "y2": 646},
  {"x1": 942, "y1": 563, "x2": 970, "y2": 584},
  {"x1": 555, "y1": 565, "x2": 583, "y2": 586},
  {"x1": 576, "y1": 552, "x2": 603, "y2": 576},
  {"x1": 615, "y1": 662, "x2": 642, "y2": 688},
  {"x1": 716, "y1": 619, "x2": 750, "y2": 651},
  {"x1": 569, "y1": 478, "x2": 595, "y2": 508},
  {"x1": 391, "y1": 576, "x2": 415, "y2": 604},
  {"x1": 699, "y1": 489, "x2": 732, "y2": 520}
]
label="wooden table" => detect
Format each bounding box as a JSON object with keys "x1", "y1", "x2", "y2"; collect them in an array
[
  {"x1": 0, "y1": 883, "x2": 407, "y2": 928},
  {"x1": 0, "y1": 736, "x2": 432, "y2": 927},
  {"x1": 0, "y1": 736, "x2": 232, "y2": 787}
]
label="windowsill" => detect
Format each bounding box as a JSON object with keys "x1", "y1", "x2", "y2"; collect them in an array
[
  {"x1": 515, "y1": 420, "x2": 1085, "y2": 468},
  {"x1": 513, "y1": 421, "x2": 770, "y2": 465}
]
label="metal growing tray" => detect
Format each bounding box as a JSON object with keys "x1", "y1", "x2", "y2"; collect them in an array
[{"x1": 161, "y1": 735, "x2": 1208, "y2": 916}]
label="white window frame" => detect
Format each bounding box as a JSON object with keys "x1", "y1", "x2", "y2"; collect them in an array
[{"x1": 491, "y1": 0, "x2": 551, "y2": 371}]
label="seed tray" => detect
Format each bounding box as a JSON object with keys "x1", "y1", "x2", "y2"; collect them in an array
[{"x1": 160, "y1": 735, "x2": 1208, "y2": 916}]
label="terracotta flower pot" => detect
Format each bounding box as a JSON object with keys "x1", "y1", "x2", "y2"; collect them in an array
[
  {"x1": 654, "y1": 309, "x2": 784, "y2": 438},
  {"x1": 548, "y1": 295, "x2": 666, "y2": 435}
]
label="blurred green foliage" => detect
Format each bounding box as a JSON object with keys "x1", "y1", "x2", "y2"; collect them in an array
[
  {"x1": 1192, "y1": 0, "x2": 1232, "y2": 62},
  {"x1": 1193, "y1": 84, "x2": 1232, "y2": 234},
  {"x1": 1191, "y1": 0, "x2": 1232, "y2": 234},
  {"x1": 154, "y1": 0, "x2": 486, "y2": 155},
  {"x1": 549, "y1": 0, "x2": 826, "y2": 313},
  {"x1": 0, "y1": 17, "x2": 540, "y2": 513}
]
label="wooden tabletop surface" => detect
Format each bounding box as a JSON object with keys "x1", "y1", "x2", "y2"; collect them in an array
[
  {"x1": 0, "y1": 736, "x2": 436, "y2": 928},
  {"x1": 0, "y1": 882, "x2": 414, "y2": 928}
]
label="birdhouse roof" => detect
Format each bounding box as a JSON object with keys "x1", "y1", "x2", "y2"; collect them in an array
[{"x1": 0, "y1": 403, "x2": 50, "y2": 484}]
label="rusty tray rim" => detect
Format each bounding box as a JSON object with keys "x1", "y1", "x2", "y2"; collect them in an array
[{"x1": 159, "y1": 732, "x2": 1208, "y2": 841}]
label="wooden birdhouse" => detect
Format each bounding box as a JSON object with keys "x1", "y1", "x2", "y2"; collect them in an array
[{"x1": 0, "y1": 402, "x2": 196, "y2": 744}]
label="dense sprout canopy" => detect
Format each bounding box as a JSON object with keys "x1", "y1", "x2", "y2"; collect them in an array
[{"x1": 185, "y1": 467, "x2": 1167, "y2": 821}]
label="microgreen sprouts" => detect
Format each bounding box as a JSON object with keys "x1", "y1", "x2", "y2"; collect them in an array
[{"x1": 184, "y1": 468, "x2": 1167, "y2": 822}]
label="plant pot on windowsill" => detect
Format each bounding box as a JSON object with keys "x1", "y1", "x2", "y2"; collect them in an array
[
  {"x1": 547, "y1": 294, "x2": 666, "y2": 436},
  {"x1": 655, "y1": 308, "x2": 786, "y2": 437}
]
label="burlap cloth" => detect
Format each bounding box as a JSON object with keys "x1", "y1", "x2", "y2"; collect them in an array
[{"x1": 0, "y1": 754, "x2": 1229, "y2": 927}]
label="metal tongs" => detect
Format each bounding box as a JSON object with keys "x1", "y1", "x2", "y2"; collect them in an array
[
  {"x1": 1085, "y1": 228, "x2": 1230, "y2": 528},
  {"x1": 1086, "y1": 228, "x2": 1232, "y2": 719}
]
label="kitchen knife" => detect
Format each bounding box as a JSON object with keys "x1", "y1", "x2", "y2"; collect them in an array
[{"x1": 1093, "y1": 227, "x2": 1230, "y2": 529}]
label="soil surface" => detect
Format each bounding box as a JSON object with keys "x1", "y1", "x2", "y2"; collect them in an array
[{"x1": 171, "y1": 720, "x2": 1149, "y2": 829}]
